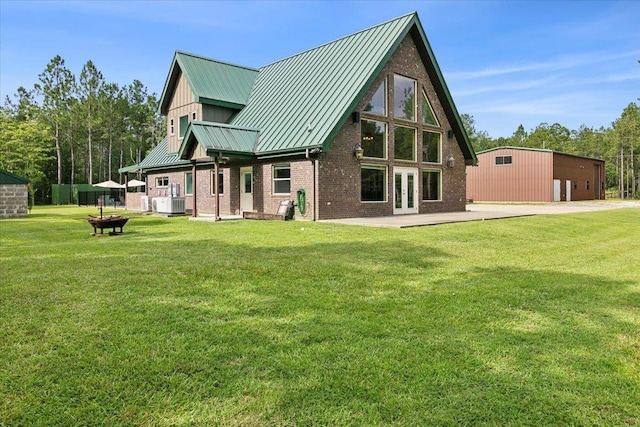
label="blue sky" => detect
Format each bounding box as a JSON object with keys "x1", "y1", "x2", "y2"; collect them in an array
[{"x1": 1, "y1": 0, "x2": 638, "y2": 138}]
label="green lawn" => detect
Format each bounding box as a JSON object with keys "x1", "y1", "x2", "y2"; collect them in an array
[{"x1": 1, "y1": 206, "x2": 639, "y2": 426}]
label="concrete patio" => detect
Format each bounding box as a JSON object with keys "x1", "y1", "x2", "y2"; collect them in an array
[{"x1": 318, "y1": 201, "x2": 640, "y2": 228}]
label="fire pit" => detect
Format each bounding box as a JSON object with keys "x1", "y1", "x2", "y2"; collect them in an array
[
  {"x1": 88, "y1": 215, "x2": 129, "y2": 235},
  {"x1": 87, "y1": 200, "x2": 129, "y2": 236}
]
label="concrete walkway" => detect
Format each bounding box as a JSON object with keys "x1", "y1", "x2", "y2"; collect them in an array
[{"x1": 319, "y1": 201, "x2": 640, "y2": 228}]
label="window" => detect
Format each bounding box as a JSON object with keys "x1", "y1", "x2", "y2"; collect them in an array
[
  {"x1": 361, "y1": 120, "x2": 387, "y2": 159},
  {"x1": 364, "y1": 80, "x2": 386, "y2": 116},
  {"x1": 185, "y1": 172, "x2": 193, "y2": 195},
  {"x1": 422, "y1": 92, "x2": 439, "y2": 126},
  {"x1": 394, "y1": 74, "x2": 416, "y2": 121},
  {"x1": 361, "y1": 166, "x2": 386, "y2": 202},
  {"x1": 179, "y1": 115, "x2": 188, "y2": 138},
  {"x1": 495, "y1": 156, "x2": 512, "y2": 165},
  {"x1": 273, "y1": 164, "x2": 291, "y2": 194},
  {"x1": 422, "y1": 131, "x2": 441, "y2": 163},
  {"x1": 422, "y1": 169, "x2": 441, "y2": 201},
  {"x1": 210, "y1": 171, "x2": 224, "y2": 195},
  {"x1": 394, "y1": 126, "x2": 416, "y2": 161},
  {"x1": 170, "y1": 118, "x2": 175, "y2": 135},
  {"x1": 156, "y1": 176, "x2": 169, "y2": 187}
]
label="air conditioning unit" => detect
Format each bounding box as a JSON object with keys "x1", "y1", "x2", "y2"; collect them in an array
[
  {"x1": 153, "y1": 197, "x2": 185, "y2": 214},
  {"x1": 141, "y1": 196, "x2": 152, "y2": 212},
  {"x1": 169, "y1": 197, "x2": 185, "y2": 214}
]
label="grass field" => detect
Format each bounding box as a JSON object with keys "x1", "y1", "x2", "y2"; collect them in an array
[{"x1": 1, "y1": 206, "x2": 639, "y2": 426}]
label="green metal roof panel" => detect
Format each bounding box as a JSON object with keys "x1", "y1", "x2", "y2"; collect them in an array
[
  {"x1": 139, "y1": 137, "x2": 190, "y2": 170},
  {"x1": 231, "y1": 13, "x2": 414, "y2": 154},
  {"x1": 0, "y1": 169, "x2": 29, "y2": 184},
  {"x1": 159, "y1": 52, "x2": 258, "y2": 114},
  {"x1": 179, "y1": 121, "x2": 259, "y2": 159}
]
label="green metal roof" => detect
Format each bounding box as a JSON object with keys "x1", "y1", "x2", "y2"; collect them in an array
[
  {"x1": 159, "y1": 51, "x2": 259, "y2": 114},
  {"x1": 231, "y1": 13, "x2": 415, "y2": 155},
  {"x1": 134, "y1": 12, "x2": 477, "y2": 170},
  {"x1": 179, "y1": 121, "x2": 259, "y2": 159},
  {"x1": 0, "y1": 169, "x2": 29, "y2": 184},
  {"x1": 131, "y1": 137, "x2": 190, "y2": 172}
]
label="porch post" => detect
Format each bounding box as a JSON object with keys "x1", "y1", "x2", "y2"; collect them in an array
[
  {"x1": 191, "y1": 161, "x2": 197, "y2": 217},
  {"x1": 214, "y1": 156, "x2": 220, "y2": 221}
]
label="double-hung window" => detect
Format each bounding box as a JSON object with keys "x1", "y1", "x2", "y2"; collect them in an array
[{"x1": 273, "y1": 164, "x2": 291, "y2": 194}]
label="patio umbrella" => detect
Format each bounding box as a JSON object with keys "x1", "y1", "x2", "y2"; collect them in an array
[
  {"x1": 127, "y1": 179, "x2": 146, "y2": 187},
  {"x1": 94, "y1": 180, "x2": 125, "y2": 189}
]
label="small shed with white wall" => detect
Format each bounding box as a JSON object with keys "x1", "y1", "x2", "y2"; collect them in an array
[
  {"x1": 0, "y1": 169, "x2": 29, "y2": 219},
  {"x1": 466, "y1": 147, "x2": 605, "y2": 202}
]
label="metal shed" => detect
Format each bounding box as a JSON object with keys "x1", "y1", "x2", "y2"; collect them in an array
[{"x1": 466, "y1": 147, "x2": 605, "y2": 202}]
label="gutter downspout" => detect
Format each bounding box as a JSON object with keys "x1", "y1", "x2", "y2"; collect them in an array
[
  {"x1": 191, "y1": 161, "x2": 198, "y2": 218},
  {"x1": 305, "y1": 148, "x2": 318, "y2": 221},
  {"x1": 214, "y1": 155, "x2": 220, "y2": 221}
]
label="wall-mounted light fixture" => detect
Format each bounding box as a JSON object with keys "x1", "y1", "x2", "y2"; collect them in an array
[
  {"x1": 447, "y1": 129, "x2": 454, "y2": 139},
  {"x1": 352, "y1": 111, "x2": 361, "y2": 123},
  {"x1": 446, "y1": 154, "x2": 455, "y2": 168},
  {"x1": 353, "y1": 143, "x2": 364, "y2": 160}
]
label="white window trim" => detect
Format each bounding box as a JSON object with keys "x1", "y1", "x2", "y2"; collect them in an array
[
  {"x1": 495, "y1": 155, "x2": 513, "y2": 166},
  {"x1": 422, "y1": 130, "x2": 442, "y2": 164},
  {"x1": 156, "y1": 176, "x2": 169, "y2": 188},
  {"x1": 361, "y1": 119, "x2": 388, "y2": 160},
  {"x1": 365, "y1": 78, "x2": 387, "y2": 117},
  {"x1": 421, "y1": 90, "x2": 440, "y2": 127},
  {"x1": 394, "y1": 125, "x2": 417, "y2": 162},
  {"x1": 185, "y1": 172, "x2": 193, "y2": 196},
  {"x1": 422, "y1": 168, "x2": 442, "y2": 202},
  {"x1": 273, "y1": 164, "x2": 291, "y2": 195},
  {"x1": 210, "y1": 171, "x2": 225, "y2": 196},
  {"x1": 361, "y1": 164, "x2": 388, "y2": 203},
  {"x1": 394, "y1": 73, "x2": 417, "y2": 123}
]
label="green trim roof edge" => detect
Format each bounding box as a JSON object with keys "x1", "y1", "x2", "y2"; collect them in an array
[
  {"x1": 0, "y1": 169, "x2": 29, "y2": 184},
  {"x1": 178, "y1": 121, "x2": 260, "y2": 160},
  {"x1": 320, "y1": 13, "x2": 416, "y2": 153},
  {"x1": 408, "y1": 14, "x2": 477, "y2": 166},
  {"x1": 159, "y1": 51, "x2": 259, "y2": 115}
]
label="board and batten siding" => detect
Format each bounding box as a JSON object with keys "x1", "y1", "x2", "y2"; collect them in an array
[
  {"x1": 466, "y1": 148, "x2": 554, "y2": 202},
  {"x1": 167, "y1": 73, "x2": 202, "y2": 154}
]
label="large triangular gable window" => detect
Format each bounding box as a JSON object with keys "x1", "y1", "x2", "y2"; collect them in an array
[
  {"x1": 422, "y1": 92, "x2": 439, "y2": 127},
  {"x1": 364, "y1": 80, "x2": 386, "y2": 116}
]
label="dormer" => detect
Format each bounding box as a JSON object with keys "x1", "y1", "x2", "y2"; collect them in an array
[{"x1": 158, "y1": 51, "x2": 259, "y2": 153}]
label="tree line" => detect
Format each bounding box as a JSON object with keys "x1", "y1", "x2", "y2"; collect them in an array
[
  {"x1": 0, "y1": 55, "x2": 164, "y2": 204},
  {"x1": 1, "y1": 54, "x2": 638, "y2": 203},
  {"x1": 461, "y1": 102, "x2": 640, "y2": 199}
]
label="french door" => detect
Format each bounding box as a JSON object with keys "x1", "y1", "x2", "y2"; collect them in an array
[{"x1": 393, "y1": 167, "x2": 419, "y2": 214}]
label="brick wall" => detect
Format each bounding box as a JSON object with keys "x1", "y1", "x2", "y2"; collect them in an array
[
  {"x1": 0, "y1": 184, "x2": 28, "y2": 219},
  {"x1": 140, "y1": 33, "x2": 468, "y2": 221},
  {"x1": 315, "y1": 33, "x2": 467, "y2": 219}
]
